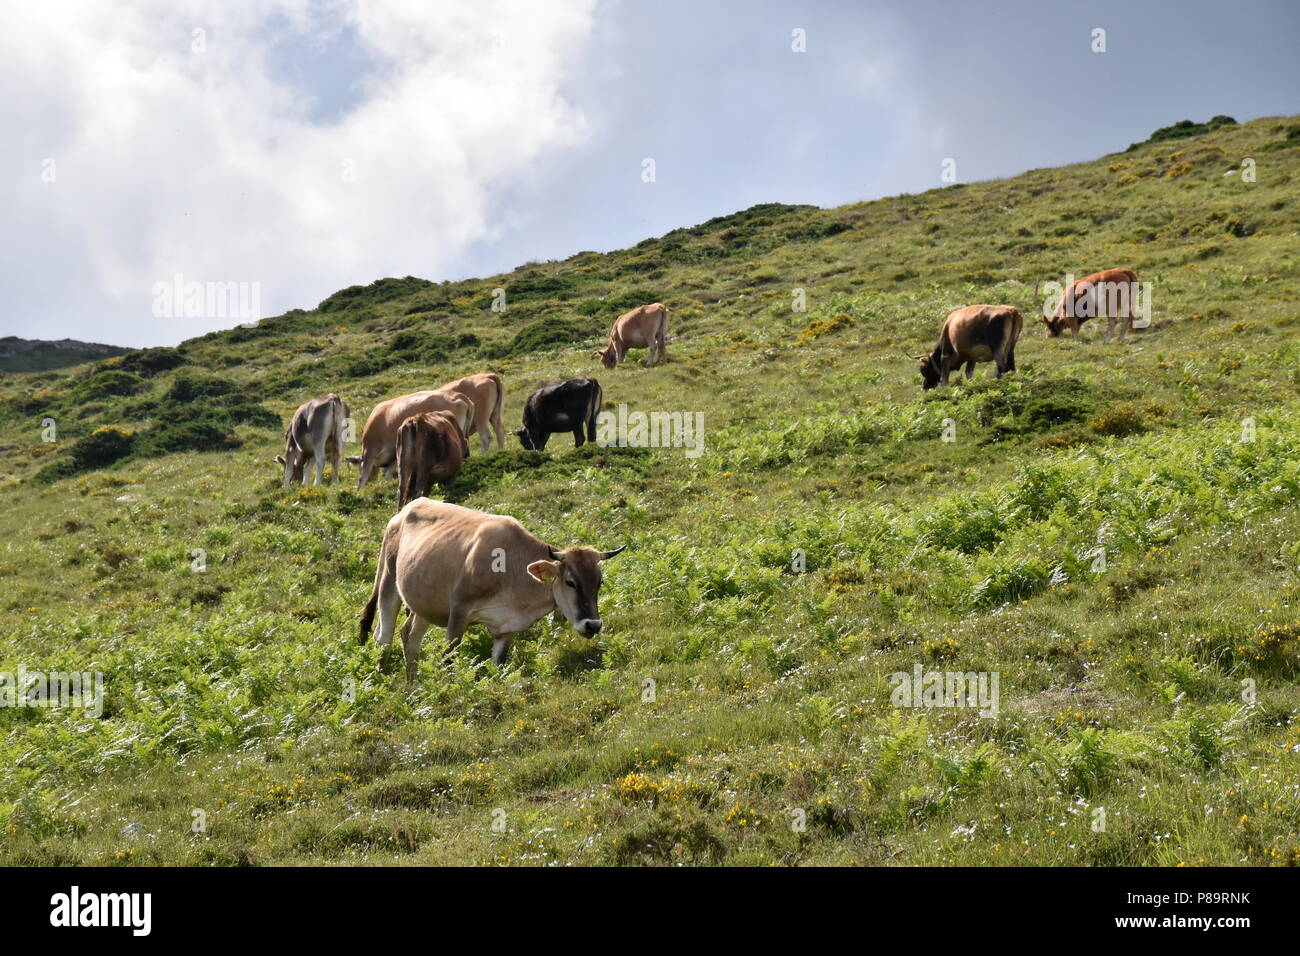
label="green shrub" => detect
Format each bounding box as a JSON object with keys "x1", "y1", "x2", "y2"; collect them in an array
[
  {"x1": 1088, "y1": 404, "x2": 1145, "y2": 437},
  {"x1": 486, "y1": 318, "x2": 602, "y2": 359},
  {"x1": 72, "y1": 370, "x2": 144, "y2": 401}
]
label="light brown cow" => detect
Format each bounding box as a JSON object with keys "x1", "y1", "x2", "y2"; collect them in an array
[
  {"x1": 1044, "y1": 268, "x2": 1140, "y2": 342},
  {"x1": 594, "y1": 302, "x2": 669, "y2": 368},
  {"x1": 435, "y1": 373, "x2": 505, "y2": 455},
  {"x1": 348, "y1": 391, "x2": 475, "y2": 490},
  {"x1": 395, "y1": 410, "x2": 470, "y2": 508},
  {"x1": 914, "y1": 305, "x2": 1022, "y2": 390},
  {"x1": 276, "y1": 394, "x2": 349, "y2": 486},
  {"x1": 359, "y1": 499, "x2": 626, "y2": 678}
]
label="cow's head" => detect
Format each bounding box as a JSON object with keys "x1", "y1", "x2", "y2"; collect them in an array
[
  {"x1": 915, "y1": 352, "x2": 941, "y2": 390},
  {"x1": 1043, "y1": 314, "x2": 1065, "y2": 337},
  {"x1": 515, "y1": 425, "x2": 547, "y2": 451},
  {"x1": 528, "y1": 544, "x2": 626, "y2": 637},
  {"x1": 275, "y1": 436, "x2": 305, "y2": 486},
  {"x1": 593, "y1": 345, "x2": 617, "y2": 369}
]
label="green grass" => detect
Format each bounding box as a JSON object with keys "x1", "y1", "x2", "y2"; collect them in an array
[{"x1": 1, "y1": 116, "x2": 1298, "y2": 866}]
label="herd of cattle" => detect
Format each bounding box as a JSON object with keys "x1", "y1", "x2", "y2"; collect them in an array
[{"x1": 273, "y1": 275, "x2": 1137, "y2": 677}]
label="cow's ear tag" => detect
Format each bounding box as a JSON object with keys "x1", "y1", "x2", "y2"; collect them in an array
[{"x1": 527, "y1": 560, "x2": 560, "y2": 583}]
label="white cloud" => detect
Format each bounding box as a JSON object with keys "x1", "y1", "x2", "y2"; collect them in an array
[{"x1": 0, "y1": 0, "x2": 597, "y2": 345}]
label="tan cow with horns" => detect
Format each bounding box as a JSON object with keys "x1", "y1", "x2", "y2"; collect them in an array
[{"x1": 359, "y1": 500, "x2": 626, "y2": 678}]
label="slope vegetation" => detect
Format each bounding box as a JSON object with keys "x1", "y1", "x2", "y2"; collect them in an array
[{"x1": 1, "y1": 117, "x2": 1298, "y2": 865}]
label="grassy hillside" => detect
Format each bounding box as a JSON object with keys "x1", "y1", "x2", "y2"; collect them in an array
[
  {"x1": 0, "y1": 337, "x2": 130, "y2": 374},
  {"x1": 1, "y1": 116, "x2": 1298, "y2": 866}
]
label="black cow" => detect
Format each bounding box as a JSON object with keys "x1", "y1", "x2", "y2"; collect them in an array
[{"x1": 516, "y1": 378, "x2": 603, "y2": 451}]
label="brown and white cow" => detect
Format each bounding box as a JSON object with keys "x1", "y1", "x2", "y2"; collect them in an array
[
  {"x1": 395, "y1": 410, "x2": 470, "y2": 508},
  {"x1": 435, "y1": 372, "x2": 505, "y2": 455},
  {"x1": 276, "y1": 394, "x2": 349, "y2": 486},
  {"x1": 348, "y1": 390, "x2": 475, "y2": 490},
  {"x1": 594, "y1": 302, "x2": 669, "y2": 368},
  {"x1": 358, "y1": 499, "x2": 626, "y2": 678},
  {"x1": 1044, "y1": 268, "x2": 1139, "y2": 342},
  {"x1": 914, "y1": 305, "x2": 1022, "y2": 390}
]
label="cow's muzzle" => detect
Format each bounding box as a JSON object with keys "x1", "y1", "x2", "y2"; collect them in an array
[{"x1": 577, "y1": 618, "x2": 603, "y2": 637}]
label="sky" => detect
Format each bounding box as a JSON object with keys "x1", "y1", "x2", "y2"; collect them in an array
[{"x1": 2, "y1": 0, "x2": 1297, "y2": 348}]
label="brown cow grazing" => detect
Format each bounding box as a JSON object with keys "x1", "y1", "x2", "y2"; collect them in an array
[
  {"x1": 395, "y1": 410, "x2": 470, "y2": 508},
  {"x1": 348, "y1": 390, "x2": 475, "y2": 490},
  {"x1": 1044, "y1": 268, "x2": 1139, "y2": 342},
  {"x1": 594, "y1": 302, "x2": 669, "y2": 368},
  {"x1": 435, "y1": 373, "x2": 505, "y2": 454},
  {"x1": 358, "y1": 499, "x2": 626, "y2": 678},
  {"x1": 276, "y1": 394, "x2": 349, "y2": 486},
  {"x1": 915, "y1": 305, "x2": 1023, "y2": 390}
]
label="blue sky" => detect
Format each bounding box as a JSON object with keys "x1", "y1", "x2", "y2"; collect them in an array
[{"x1": 3, "y1": 0, "x2": 1297, "y2": 347}]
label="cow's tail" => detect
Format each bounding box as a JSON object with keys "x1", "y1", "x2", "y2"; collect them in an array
[
  {"x1": 396, "y1": 419, "x2": 419, "y2": 507},
  {"x1": 359, "y1": 586, "x2": 378, "y2": 644},
  {"x1": 587, "y1": 380, "x2": 603, "y2": 443},
  {"x1": 489, "y1": 374, "x2": 505, "y2": 449},
  {"x1": 1004, "y1": 308, "x2": 1023, "y2": 372},
  {"x1": 332, "y1": 396, "x2": 349, "y2": 453},
  {"x1": 360, "y1": 519, "x2": 400, "y2": 643}
]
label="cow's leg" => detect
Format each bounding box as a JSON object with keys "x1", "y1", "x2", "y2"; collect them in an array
[
  {"x1": 401, "y1": 614, "x2": 431, "y2": 682},
  {"x1": 491, "y1": 633, "x2": 515, "y2": 667},
  {"x1": 573, "y1": 425, "x2": 586, "y2": 449},
  {"x1": 964, "y1": 361, "x2": 975, "y2": 380},
  {"x1": 373, "y1": 583, "x2": 401, "y2": 671},
  {"x1": 356, "y1": 456, "x2": 374, "y2": 491},
  {"x1": 443, "y1": 607, "x2": 470, "y2": 662},
  {"x1": 330, "y1": 445, "x2": 341, "y2": 484},
  {"x1": 492, "y1": 407, "x2": 505, "y2": 452},
  {"x1": 312, "y1": 446, "x2": 326, "y2": 486},
  {"x1": 479, "y1": 424, "x2": 491, "y2": 456}
]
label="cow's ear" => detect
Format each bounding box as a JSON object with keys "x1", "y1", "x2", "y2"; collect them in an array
[{"x1": 527, "y1": 560, "x2": 560, "y2": 583}]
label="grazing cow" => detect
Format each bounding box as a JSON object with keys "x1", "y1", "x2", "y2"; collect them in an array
[
  {"x1": 435, "y1": 372, "x2": 505, "y2": 455},
  {"x1": 1044, "y1": 268, "x2": 1140, "y2": 342},
  {"x1": 276, "y1": 394, "x2": 349, "y2": 486},
  {"x1": 594, "y1": 303, "x2": 669, "y2": 368},
  {"x1": 915, "y1": 305, "x2": 1023, "y2": 390},
  {"x1": 395, "y1": 410, "x2": 470, "y2": 508},
  {"x1": 348, "y1": 390, "x2": 475, "y2": 490},
  {"x1": 358, "y1": 499, "x2": 626, "y2": 677},
  {"x1": 515, "y1": 378, "x2": 602, "y2": 451}
]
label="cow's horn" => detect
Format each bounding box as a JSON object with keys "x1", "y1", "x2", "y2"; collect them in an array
[
  {"x1": 548, "y1": 547, "x2": 564, "y2": 560},
  {"x1": 597, "y1": 544, "x2": 627, "y2": 560}
]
